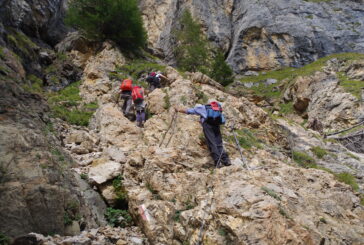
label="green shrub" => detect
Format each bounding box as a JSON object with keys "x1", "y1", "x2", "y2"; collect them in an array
[
  {"x1": 66, "y1": 0, "x2": 146, "y2": 51},
  {"x1": 0, "y1": 46, "x2": 5, "y2": 60},
  {"x1": 23, "y1": 75, "x2": 43, "y2": 94},
  {"x1": 210, "y1": 50, "x2": 234, "y2": 86},
  {"x1": 218, "y1": 228, "x2": 227, "y2": 237},
  {"x1": 80, "y1": 173, "x2": 88, "y2": 180},
  {"x1": 310, "y1": 146, "x2": 328, "y2": 159},
  {"x1": 64, "y1": 201, "x2": 81, "y2": 226},
  {"x1": 112, "y1": 176, "x2": 128, "y2": 206},
  {"x1": 195, "y1": 89, "x2": 208, "y2": 104},
  {"x1": 174, "y1": 10, "x2": 210, "y2": 73},
  {"x1": 334, "y1": 172, "x2": 359, "y2": 191},
  {"x1": 0, "y1": 233, "x2": 10, "y2": 245},
  {"x1": 292, "y1": 151, "x2": 317, "y2": 168},
  {"x1": 105, "y1": 207, "x2": 133, "y2": 228}
]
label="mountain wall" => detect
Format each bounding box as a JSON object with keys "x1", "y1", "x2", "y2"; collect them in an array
[
  {"x1": 0, "y1": 0, "x2": 107, "y2": 239},
  {"x1": 140, "y1": 0, "x2": 364, "y2": 73},
  {"x1": 0, "y1": 0, "x2": 68, "y2": 46}
]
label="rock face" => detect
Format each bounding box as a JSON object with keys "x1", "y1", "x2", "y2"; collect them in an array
[
  {"x1": 0, "y1": 77, "x2": 107, "y2": 238},
  {"x1": 140, "y1": 0, "x2": 364, "y2": 72},
  {"x1": 0, "y1": 1, "x2": 107, "y2": 238},
  {"x1": 284, "y1": 72, "x2": 361, "y2": 130},
  {"x1": 0, "y1": 0, "x2": 68, "y2": 45},
  {"x1": 60, "y1": 44, "x2": 364, "y2": 244}
]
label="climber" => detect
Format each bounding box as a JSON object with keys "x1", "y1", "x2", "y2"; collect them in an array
[
  {"x1": 146, "y1": 71, "x2": 168, "y2": 92},
  {"x1": 175, "y1": 100, "x2": 231, "y2": 168},
  {"x1": 119, "y1": 78, "x2": 133, "y2": 117},
  {"x1": 132, "y1": 85, "x2": 146, "y2": 127}
]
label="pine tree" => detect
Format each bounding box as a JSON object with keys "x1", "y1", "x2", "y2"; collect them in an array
[
  {"x1": 210, "y1": 50, "x2": 234, "y2": 86},
  {"x1": 65, "y1": 0, "x2": 147, "y2": 52},
  {"x1": 174, "y1": 10, "x2": 209, "y2": 72}
]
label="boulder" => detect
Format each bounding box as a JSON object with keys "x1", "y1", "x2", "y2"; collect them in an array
[{"x1": 88, "y1": 160, "x2": 122, "y2": 185}]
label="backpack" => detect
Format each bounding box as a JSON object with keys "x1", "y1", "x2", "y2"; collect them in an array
[
  {"x1": 132, "y1": 86, "x2": 144, "y2": 103},
  {"x1": 120, "y1": 79, "x2": 133, "y2": 91},
  {"x1": 146, "y1": 73, "x2": 159, "y2": 85},
  {"x1": 205, "y1": 102, "x2": 225, "y2": 125}
]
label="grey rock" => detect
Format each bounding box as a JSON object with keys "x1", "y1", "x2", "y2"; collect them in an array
[
  {"x1": 244, "y1": 71, "x2": 259, "y2": 76},
  {"x1": 61, "y1": 237, "x2": 91, "y2": 245},
  {"x1": 243, "y1": 82, "x2": 255, "y2": 88},
  {"x1": 141, "y1": 0, "x2": 364, "y2": 73},
  {"x1": 64, "y1": 221, "x2": 81, "y2": 236},
  {"x1": 104, "y1": 146, "x2": 127, "y2": 163},
  {"x1": 0, "y1": 76, "x2": 106, "y2": 238},
  {"x1": 265, "y1": 78, "x2": 278, "y2": 86},
  {"x1": 0, "y1": 0, "x2": 68, "y2": 45}
]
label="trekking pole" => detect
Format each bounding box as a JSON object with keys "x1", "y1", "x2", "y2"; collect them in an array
[
  {"x1": 166, "y1": 112, "x2": 178, "y2": 147},
  {"x1": 159, "y1": 111, "x2": 177, "y2": 147},
  {"x1": 230, "y1": 124, "x2": 250, "y2": 170}
]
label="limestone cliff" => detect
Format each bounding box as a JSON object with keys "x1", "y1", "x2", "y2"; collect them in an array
[{"x1": 140, "y1": 0, "x2": 364, "y2": 73}]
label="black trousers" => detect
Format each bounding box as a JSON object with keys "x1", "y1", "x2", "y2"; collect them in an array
[
  {"x1": 202, "y1": 122, "x2": 230, "y2": 166},
  {"x1": 149, "y1": 82, "x2": 161, "y2": 92}
]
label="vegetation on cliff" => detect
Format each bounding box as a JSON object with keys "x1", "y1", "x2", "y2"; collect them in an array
[
  {"x1": 66, "y1": 0, "x2": 146, "y2": 51},
  {"x1": 174, "y1": 10, "x2": 234, "y2": 86}
]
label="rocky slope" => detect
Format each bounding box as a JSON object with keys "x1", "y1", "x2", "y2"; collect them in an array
[
  {"x1": 0, "y1": 0, "x2": 108, "y2": 240},
  {"x1": 0, "y1": 0, "x2": 364, "y2": 244},
  {"x1": 54, "y1": 40, "x2": 364, "y2": 244},
  {"x1": 140, "y1": 0, "x2": 364, "y2": 73}
]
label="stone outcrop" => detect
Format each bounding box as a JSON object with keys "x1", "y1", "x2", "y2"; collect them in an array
[
  {"x1": 0, "y1": 76, "x2": 107, "y2": 238},
  {"x1": 284, "y1": 71, "x2": 361, "y2": 130},
  {"x1": 59, "y1": 45, "x2": 364, "y2": 244},
  {"x1": 0, "y1": 0, "x2": 68, "y2": 45},
  {"x1": 140, "y1": 0, "x2": 364, "y2": 72}
]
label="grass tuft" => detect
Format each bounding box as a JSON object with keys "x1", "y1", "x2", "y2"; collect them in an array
[
  {"x1": 261, "y1": 186, "x2": 281, "y2": 201},
  {"x1": 234, "y1": 128, "x2": 262, "y2": 149},
  {"x1": 47, "y1": 81, "x2": 98, "y2": 126},
  {"x1": 310, "y1": 146, "x2": 328, "y2": 159},
  {"x1": 334, "y1": 172, "x2": 359, "y2": 192},
  {"x1": 292, "y1": 151, "x2": 317, "y2": 168}
]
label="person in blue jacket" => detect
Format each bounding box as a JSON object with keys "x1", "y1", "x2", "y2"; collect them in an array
[{"x1": 175, "y1": 100, "x2": 231, "y2": 168}]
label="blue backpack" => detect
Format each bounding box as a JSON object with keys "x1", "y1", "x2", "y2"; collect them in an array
[{"x1": 205, "y1": 102, "x2": 225, "y2": 125}]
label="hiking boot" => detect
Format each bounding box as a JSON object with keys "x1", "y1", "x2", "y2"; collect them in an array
[{"x1": 223, "y1": 161, "x2": 232, "y2": 166}]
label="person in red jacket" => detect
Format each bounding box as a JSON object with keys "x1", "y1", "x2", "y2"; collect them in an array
[
  {"x1": 132, "y1": 85, "x2": 146, "y2": 127},
  {"x1": 119, "y1": 79, "x2": 133, "y2": 117}
]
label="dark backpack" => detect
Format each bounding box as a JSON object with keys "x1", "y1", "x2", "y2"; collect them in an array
[
  {"x1": 205, "y1": 102, "x2": 225, "y2": 125},
  {"x1": 146, "y1": 74, "x2": 159, "y2": 85}
]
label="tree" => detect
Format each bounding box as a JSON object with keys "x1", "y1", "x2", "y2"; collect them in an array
[
  {"x1": 65, "y1": 0, "x2": 147, "y2": 52},
  {"x1": 210, "y1": 50, "x2": 234, "y2": 86},
  {"x1": 174, "y1": 10, "x2": 209, "y2": 72}
]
